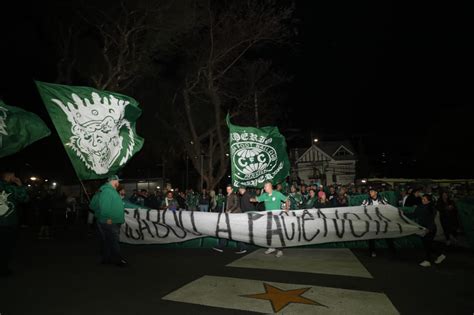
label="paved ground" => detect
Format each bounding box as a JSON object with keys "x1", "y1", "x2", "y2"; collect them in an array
[{"x1": 1, "y1": 227, "x2": 473, "y2": 315}]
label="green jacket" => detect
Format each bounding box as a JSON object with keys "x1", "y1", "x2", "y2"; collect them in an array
[
  {"x1": 289, "y1": 192, "x2": 303, "y2": 210},
  {"x1": 90, "y1": 183, "x2": 124, "y2": 224},
  {"x1": 0, "y1": 179, "x2": 29, "y2": 226}
]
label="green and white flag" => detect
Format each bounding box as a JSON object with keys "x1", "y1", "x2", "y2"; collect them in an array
[
  {"x1": 0, "y1": 100, "x2": 51, "y2": 158},
  {"x1": 35, "y1": 81, "x2": 144, "y2": 180},
  {"x1": 227, "y1": 114, "x2": 290, "y2": 188}
]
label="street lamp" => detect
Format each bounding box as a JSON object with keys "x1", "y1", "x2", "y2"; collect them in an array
[
  {"x1": 30, "y1": 176, "x2": 37, "y2": 181},
  {"x1": 313, "y1": 138, "x2": 319, "y2": 143}
]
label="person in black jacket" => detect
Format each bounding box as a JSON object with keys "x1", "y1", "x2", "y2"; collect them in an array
[
  {"x1": 436, "y1": 191, "x2": 459, "y2": 246},
  {"x1": 238, "y1": 186, "x2": 256, "y2": 213},
  {"x1": 415, "y1": 194, "x2": 446, "y2": 267},
  {"x1": 405, "y1": 188, "x2": 422, "y2": 207},
  {"x1": 212, "y1": 185, "x2": 247, "y2": 254}
]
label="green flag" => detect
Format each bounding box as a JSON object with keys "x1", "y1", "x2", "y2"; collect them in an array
[
  {"x1": 227, "y1": 114, "x2": 290, "y2": 188},
  {"x1": 0, "y1": 100, "x2": 51, "y2": 158},
  {"x1": 35, "y1": 81, "x2": 144, "y2": 180}
]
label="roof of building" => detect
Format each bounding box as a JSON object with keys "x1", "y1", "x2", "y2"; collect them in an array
[{"x1": 293, "y1": 141, "x2": 357, "y2": 162}]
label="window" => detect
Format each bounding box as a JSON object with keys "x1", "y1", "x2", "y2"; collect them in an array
[{"x1": 334, "y1": 149, "x2": 351, "y2": 157}]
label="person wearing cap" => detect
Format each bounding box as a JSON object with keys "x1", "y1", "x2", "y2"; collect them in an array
[
  {"x1": 362, "y1": 186, "x2": 388, "y2": 206},
  {"x1": 361, "y1": 186, "x2": 396, "y2": 258},
  {"x1": 250, "y1": 181, "x2": 289, "y2": 258},
  {"x1": 89, "y1": 175, "x2": 127, "y2": 267}
]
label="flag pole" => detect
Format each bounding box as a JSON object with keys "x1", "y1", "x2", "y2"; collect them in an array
[{"x1": 79, "y1": 179, "x2": 91, "y2": 203}]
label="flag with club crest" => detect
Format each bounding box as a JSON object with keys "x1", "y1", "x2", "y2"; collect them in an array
[
  {"x1": 35, "y1": 81, "x2": 144, "y2": 180},
  {"x1": 0, "y1": 99, "x2": 51, "y2": 158},
  {"x1": 227, "y1": 114, "x2": 290, "y2": 188}
]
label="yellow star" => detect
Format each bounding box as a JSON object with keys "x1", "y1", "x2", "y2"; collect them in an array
[{"x1": 242, "y1": 283, "x2": 327, "y2": 313}]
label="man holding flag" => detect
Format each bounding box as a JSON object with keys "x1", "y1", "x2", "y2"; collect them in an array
[
  {"x1": 90, "y1": 175, "x2": 127, "y2": 267},
  {"x1": 227, "y1": 114, "x2": 291, "y2": 256}
]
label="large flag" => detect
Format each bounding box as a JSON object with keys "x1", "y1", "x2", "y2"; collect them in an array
[
  {"x1": 35, "y1": 81, "x2": 144, "y2": 180},
  {"x1": 0, "y1": 100, "x2": 51, "y2": 158},
  {"x1": 227, "y1": 114, "x2": 290, "y2": 188}
]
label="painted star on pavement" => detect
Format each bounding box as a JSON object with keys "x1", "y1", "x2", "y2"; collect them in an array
[{"x1": 241, "y1": 283, "x2": 327, "y2": 313}]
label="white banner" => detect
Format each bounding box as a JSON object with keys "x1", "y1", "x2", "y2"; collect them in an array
[{"x1": 120, "y1": 205, "x2": 426, "y2": 248}]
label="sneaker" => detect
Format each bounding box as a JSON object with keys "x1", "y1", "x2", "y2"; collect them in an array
[
  {"x1": 264, "y1": 248, "x2": 276, "y2": 255},
  {"x1": 370, "y1": 252, "x2": 377, "y2": 258},
  {"x1": 115, "y1": 259, "x2": 128, "y2": 268},
  {"x1": 434, "y1": 254, "x2": 446, "y2": 264},
  {"x1": 235, "y1": 250, "x2": 247, "y2": 255},
  {"x1": 275, "y1": 250, "x2": 283, "y2": 258},
  {"x1": 212, "y1": 247, "x2": 224, "y2": 253},
  {"x1": 419, "y1": 260, "x2": 431, "y2": 267}
]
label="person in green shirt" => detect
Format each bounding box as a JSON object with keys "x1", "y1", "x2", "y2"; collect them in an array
[
  {"x1": 0, "y1": 171, "x2": 29, "y2": 277},
  {"x1": 215, "y1": 188, "x2": 226, "y2": 212},
  {"x1": 305, "y1": 189, "x2": 318, "y2": 209},
  {"x1": 186, "y1": 189, "x2": 198, "y2": 211},
  {"x1": 251, "y1": 181, "x2": 289, "y2": 258},
  {"x1": 89, "y1": 175, "x2": 127, "y2": 267},
  {"x1": 288, "y1": 185, "x2": 303, "y2": 210}
]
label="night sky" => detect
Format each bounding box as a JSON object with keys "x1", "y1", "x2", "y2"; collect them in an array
[{"x1": 1, "y1": 1, "x2": 473, "y2": 184}]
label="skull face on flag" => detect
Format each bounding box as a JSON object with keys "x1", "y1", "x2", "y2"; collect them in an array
[{"x1": 52, "y1": 93, "x2": 136, "y2": 175}]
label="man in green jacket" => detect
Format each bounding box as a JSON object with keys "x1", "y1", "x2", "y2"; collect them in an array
[
  {"x1": 90, "y1": 175, "x2": 127, "y2": 267},
  {"x1": 0, "y1": 171, "x2": 29, "y2": 277}
]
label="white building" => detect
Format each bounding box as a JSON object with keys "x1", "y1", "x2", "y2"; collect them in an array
[{"x1": 290, "y1": 141, "x2": 357, "y2": 186}]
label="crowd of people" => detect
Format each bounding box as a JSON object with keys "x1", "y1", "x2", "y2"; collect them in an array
[
  {"x1": 108, "y1": 179, "x2": 464, "y2": 267},
  {"x1": 0, "y1": 169, "x2": 469, "y2": 276}
]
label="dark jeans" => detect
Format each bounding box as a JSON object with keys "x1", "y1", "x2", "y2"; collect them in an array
[
  {"x1": 98, "y1": 223, "x2": 122, "y2": 264},
  {"x1": 368, "y1": 238, "x2": 396, "y2": 254},
  {"x1": 216, "y1": 238, "x2": 247, "y2": 251},
  {"x1": 440, "y1": 215, "x2": 458, "y2": 241},
  {"x1": 422, "y1": 228, "x2": 443, "y2": 262},
  {"x1": 0, "y1": 226, "x2": 18, "y2": 272}
]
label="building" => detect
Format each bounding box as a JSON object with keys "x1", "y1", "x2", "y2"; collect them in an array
[{"x1": 290, "y1": 141, "x2": 357, "y2": 186}]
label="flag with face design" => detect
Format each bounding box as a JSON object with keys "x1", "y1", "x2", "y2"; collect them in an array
[{"x1": 35, "y1": 81, "x2": 144, "y2": 180}]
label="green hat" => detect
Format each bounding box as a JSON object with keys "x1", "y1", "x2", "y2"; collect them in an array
[{"x1": 108, "y1": 175, "x2": 121, "y2": 181}]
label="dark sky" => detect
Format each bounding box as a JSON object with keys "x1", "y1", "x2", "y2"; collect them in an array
[{"x1": 1, "y1": 0, "x2": 473, "y2": 182}]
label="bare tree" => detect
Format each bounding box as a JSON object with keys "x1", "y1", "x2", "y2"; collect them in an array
[
  {"x1": 55, "y1": 1, "x2": 167, "y2": 91},
  {"x1": 162, "y1": 0, "x2": 294, "y2": 190}
]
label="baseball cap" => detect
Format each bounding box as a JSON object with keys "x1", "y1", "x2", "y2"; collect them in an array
[{"x1": 108, "y1": 175, "x2": 121, "y2": 181}]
